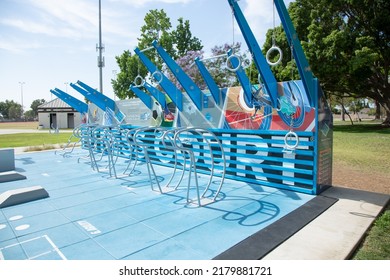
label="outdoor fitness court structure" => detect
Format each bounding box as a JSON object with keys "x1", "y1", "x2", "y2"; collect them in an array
[{"x1": 0, "y1": 0, "x2": 344, "y2": 260}]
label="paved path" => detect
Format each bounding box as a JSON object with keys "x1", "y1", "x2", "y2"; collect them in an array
[
  {"x1": 0, "y1": 129, "x2": 49, "y2": 135},
  {"x1": 263, "y1": 186, "x2": 389, "y2": 259}
]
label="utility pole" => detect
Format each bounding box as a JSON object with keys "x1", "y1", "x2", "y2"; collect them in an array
[
  {"x1": 19, "y1": 81, "x2": 25, "y2": 111},
  {"x1": 97, "y1": 0, "x2": 105, "y2": 94}
]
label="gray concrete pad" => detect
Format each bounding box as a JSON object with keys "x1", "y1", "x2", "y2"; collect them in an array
[
  {"x1": 262, "y1": 186, "x2": 390, "y2": 259},
  {"x1": 0, "y1": 171, "x2": 27, "y2": 183},
  {"x1": 0, "y1": 185, "x2": 49, "y2": 208}
]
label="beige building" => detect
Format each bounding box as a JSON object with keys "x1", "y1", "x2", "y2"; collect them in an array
[{"x1": 38, "y1": 98, "x2": 83, "y2": 129}]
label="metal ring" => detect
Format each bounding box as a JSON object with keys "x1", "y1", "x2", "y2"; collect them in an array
[
  {"x1": 266, "y1": 45, "x2": 283, "y2": 66},
  {"x1": 133, "y1": 75, "x2": 145, "y2": 88},
  {"x1": 225, "y1": 54, "x2": 241, "y2": 72},
  {"x1": 151, "y1": 71, "x2": 163, "y2": 85},
  {"x1": 284, "y1": 131, "x2": 299, "y2": 150}
]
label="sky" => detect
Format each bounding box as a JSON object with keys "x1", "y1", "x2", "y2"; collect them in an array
[{"x1": 0, "y1": 0, "x2": 292, "y2": 111}]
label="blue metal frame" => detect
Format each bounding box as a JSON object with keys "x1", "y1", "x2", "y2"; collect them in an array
[
  {"x1": 194, "y1": 57, "x2": 221, "y2": 105},
  {"x1": 69, "y1": 1, "x2": 332, "y2": 196},
  {"x1": 71, "y1": 81, "x2": 126, "y2": 124},
  {"x1": 70, "y1": 83, "x2": 107, "y2": 111},
  {"x1": 227, "y1": 0, "x2": 279, "y2": 108},
  {"x1": 226, "y1": 48, "x2": 253, "y2": 107},
  {"x1": 101, "y1": 125, "x2": 316, "y2": 194},
  {"x1": 274, "y1": 0, "x2": 315, "y2": 107},
  {"x1": 50, "y1": 88, "x2": 88, "y2": 114},
  {"x1": 76, "y1": 80, "x2": 116, "y2": 111},
  {"x1": 134, "y1": 47, "x2": 183, "y2": 111},
  {"x1": 143, "y1": 82, "x2": 167, "y2": 109},
  {"x1": 129, "y1": 85, "x2": 153, "y2": 109}
]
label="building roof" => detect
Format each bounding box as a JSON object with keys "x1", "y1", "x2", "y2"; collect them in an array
[{"x1": 38, "y1": 98, "x2": 72, "y2": 109}]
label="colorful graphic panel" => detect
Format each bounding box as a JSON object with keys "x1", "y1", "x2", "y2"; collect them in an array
[{"x1": 223, "y1": 81, "x2": 315, "y2": 132}]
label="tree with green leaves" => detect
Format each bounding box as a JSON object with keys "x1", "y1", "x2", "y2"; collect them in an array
[
  {"x1": 112, "y1": 9, "x2": 203, "y2": 100},
  {"x1": 262, "y1": 0, "x2": 390, "y2": 125},
  {"x1": 168, "y1": 49, "x2": 206, "y2": 91},
  {"x1": 0, "y1": 100, "x2": 22, "y2": 120},
  {"x1": 30, "y1": 99, "x2": 46, "y2": 117},
  {"x1": 173, "y1": 17, "x2": 203, "y2": 58},
  {"x1": 8, "y1": 102, "x2": 23, "y2": 120},
  {"x1": 112, "y1": 50, "x2": 147, "y2": 99},
  {"x1": 138, "y1": 9, "x2": 175, "y2": 67},
  {"x1": 205, "y1": 42, "x2": 243, "y2": 88}
]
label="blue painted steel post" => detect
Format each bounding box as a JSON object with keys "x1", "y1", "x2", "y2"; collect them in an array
[
  {"x1": 129, "y1": 85, "x2": 153, "y2": 109},
  {"x1": 151, "y1": 40, "x2": 203, "y2": 111},
  {"x1": 143, "y1": 82, "x2": 167, "y2": 109},
  {"x1": 134, "y1": 47, "x2": 183, "y2": 111},
  {"x1": 227, "y1": 0, "x2": 279, "y2": 108},
  {"x1": 70, "y1": 83, "x2": 106, "y2": 111},
  {"x1": 75, "y1": 80, "x2": 126, "y2": 123},
  {"x1": 274, "y1": 0, "x2": 315, "y2": 107},
  {"x1": 194, "y1": 57, "x2": 221, "y2": 105},
  {"x1": 226, "y1": 49, "x2": 253, "y2": 107},
  {"x1": 50, "y1": 89, "x2": 89, "y2": 114},
  {"x1": 76, "y1": 80, "x2": 116, "y2": 111}
]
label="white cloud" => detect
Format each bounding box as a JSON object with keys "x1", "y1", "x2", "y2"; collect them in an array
[
  {"x1": 28, "y1": 0, "x2": 98, "y2": 36},
  {"x1": 0, "y1": 36, "x2": 42, "y2": 53},
  {"x1": 109, "y1": 0, "x2": 193, "y2": 8},
  {"x1": 0, "y1": 0, "x2": 143, "y2": 49},
  {"x1": 240, "y1": 0, "x2": 278, "y2": 46},
  {"x1": 28, "y1": 0, "x2": 97, "y2": 29},
  {"x1": 236, "y1": 0, "x2": 294, "y2": 46},
  {"x1": 0, "y1": 18, "x2": 93, "y2": 40}
]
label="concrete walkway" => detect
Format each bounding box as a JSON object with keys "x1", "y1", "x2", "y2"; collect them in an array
[
  {"x1": 0, "y1": 129, "x2": 49, "y2": 135},
  {"x1": 262, "y1": 186, "x2": 389, "y2": 259}
]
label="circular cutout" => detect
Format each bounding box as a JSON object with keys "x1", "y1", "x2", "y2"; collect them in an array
[{"x1": 266, "y1": 45, "x2": 283, "y2": 66}]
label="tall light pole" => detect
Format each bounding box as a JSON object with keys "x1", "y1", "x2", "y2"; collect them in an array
[
  {"x1": 97, "y1": 0, "x2": 105, "y2": 94},
  {"x1": 19, "y1": 82, "x2": 25, "y2": 111},
  {"x1": 64, "y1": 82, "x2": 69, "y2": 93}
]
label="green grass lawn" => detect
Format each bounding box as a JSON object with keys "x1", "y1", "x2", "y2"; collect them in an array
[
  {"x1": 333, "y1": 121, "x2": 390, "y2": 259},
  {"x1": 352, "y1": 204, "x2": 390, "y2": 260},
  {"x1": 333, "y1": 121, "x2": 390, "y2": 174}
]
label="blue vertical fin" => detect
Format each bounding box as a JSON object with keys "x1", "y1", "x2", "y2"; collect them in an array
[
  {"x1": 227, "y1": 49, "x2": 253, "y2": 108},
  {"x1": 70, "y1": 83, "x2": 106, "y2": 111},
  {"x1": 274, "y1": 0, "x2": 315, "y2": 106},
  {"x1": 134, "y1": 47, "x2": 183, "y2": 111},
  {"x1": 129, "y1": 85, "x2": 153, "y2": 110},
  {"x1": 194, "y1": 57, "x2": 221, "y2": 105},
  {"x1": 76, "y1": 81, "x2": 116, "y2": 111},
  {"x1": 50, "y1": 88, "x2": 88, "y2": 114},
  {"x1": 227, "y1": 0, "x2": 279, "y2": 108},
  {"x1": 143, "y1": 82, "x2": 167, "y2": 109},
  {"x1": 151, "y1": 40, "x2": 203, "y2": 111}
]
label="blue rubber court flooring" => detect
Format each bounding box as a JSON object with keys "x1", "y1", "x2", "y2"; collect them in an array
[{"x1": 0, "y1": 149, "x2": 314, "y2": 260}]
